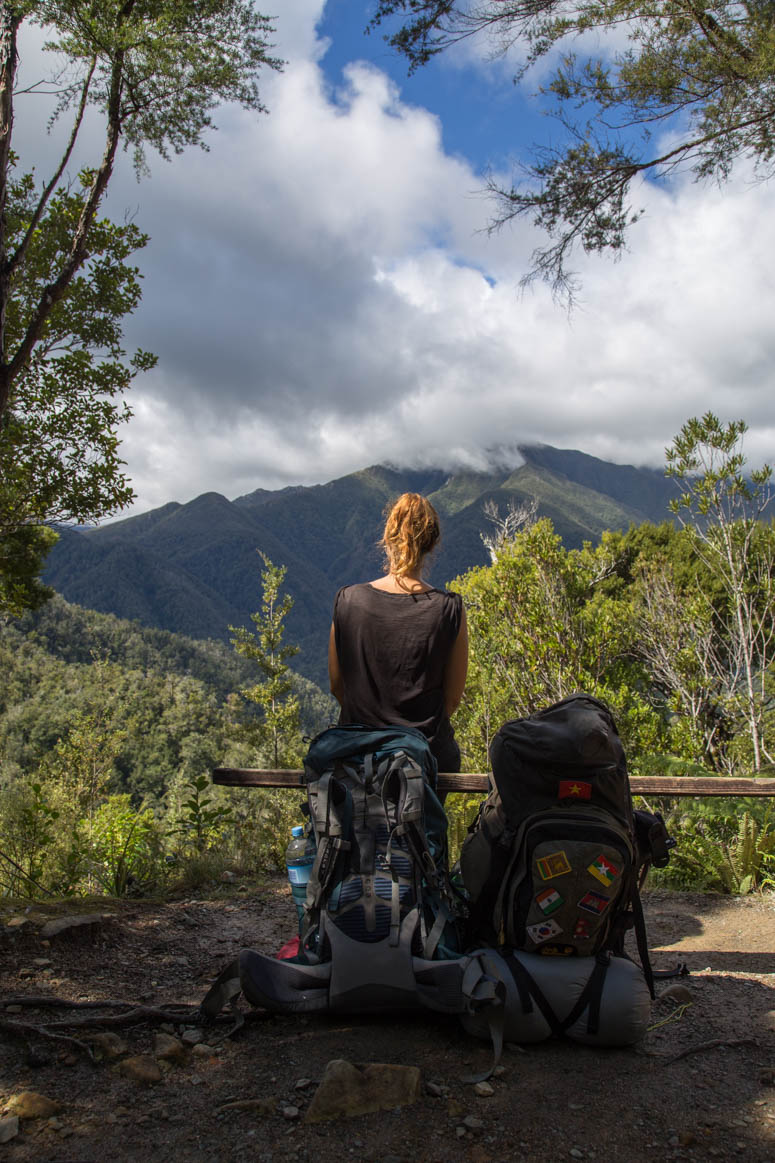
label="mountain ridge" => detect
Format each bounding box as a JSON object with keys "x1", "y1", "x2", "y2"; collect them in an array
[{"x1": 42, "y1": 445, "x2": 679, "y2": 685}]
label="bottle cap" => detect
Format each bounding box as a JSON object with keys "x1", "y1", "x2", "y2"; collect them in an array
[{"x1": 291, "y1": 825, "x2": 304, "y2": 838}]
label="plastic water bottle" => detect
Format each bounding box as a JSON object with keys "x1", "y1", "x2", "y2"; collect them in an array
[{"x1": 285, "y1": 824, "x2": 316, "y2": 930}]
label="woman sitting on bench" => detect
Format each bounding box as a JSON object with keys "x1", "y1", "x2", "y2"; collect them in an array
[{"x1": 327, "y1": 491, "x2": 468, "y2": 776}]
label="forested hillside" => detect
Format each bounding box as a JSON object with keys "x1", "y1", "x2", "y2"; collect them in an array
[
  {"x1": 42, "y1": 446, "x2": 678, "y2": 684},
  {"x1": 2, "y1": 596, "x2": 334, "y2": 800}
]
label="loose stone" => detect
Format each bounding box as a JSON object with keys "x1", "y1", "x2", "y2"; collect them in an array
[
  {"x1": 118, "y1": 1055, "x2": 162, "y2": 1084},
  {"x1": 192, "y1": 1043, "x2": 216, "y2": 1058},
  {"x1": 5, "y1": 1092, "x2": 60, "y2": 1120},
  {"x1": 660, "y1": 984, "x2": 693, "y2": 1005},
  {"x1": 86, "y1": 1032, "x2": 127, "y2": 1060},
  {"x1": 304, "y1": 1060, "x2": 422, "y2": 1124},
  {"x1": 153, "y1": 1033, "x2": 188, "y2": 1063},
  {"x1": 40, "y1": 915, "x2": 104, "y2": 940},
  {"x1": 0, "y1": 1117, "x2": 19, "y2": 1144}
]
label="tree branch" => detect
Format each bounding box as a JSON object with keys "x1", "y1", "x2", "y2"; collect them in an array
[
  {"x1": 5, "y1": 52, "x2": 125, "y2": 388},
  {"x1": 6, "y1": 57, "x2": 97, "y2": 282}
]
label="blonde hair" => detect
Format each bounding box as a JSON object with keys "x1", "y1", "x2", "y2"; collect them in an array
[{"x1": 381, "y1": 493, "x2": 440, "y2": 578}]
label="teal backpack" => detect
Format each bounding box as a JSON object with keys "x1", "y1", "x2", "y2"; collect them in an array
[
  {"x1": 201, "y1": 725, "x2": 464, "y2": 1020},
  {"x1": 295, "y1": 724, "x2": 461, "y2": 1009}
]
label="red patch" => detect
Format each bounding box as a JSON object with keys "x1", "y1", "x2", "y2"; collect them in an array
[
  {"x1": 558, "y1": 780, "x2": 592, "y2": 800},
  {"x1": 275, "y1": 936, "x2": 300, "y2": 960}
]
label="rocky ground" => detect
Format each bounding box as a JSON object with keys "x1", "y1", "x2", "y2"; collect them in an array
[{"x1": 0, "y1": 882, "x2": 773, "y2": 1163}]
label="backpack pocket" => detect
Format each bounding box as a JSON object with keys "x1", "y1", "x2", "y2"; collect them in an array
[{"x1": 502, "y1": 813, "x2": 634, "y2": 956}]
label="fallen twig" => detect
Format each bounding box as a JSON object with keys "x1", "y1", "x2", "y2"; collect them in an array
[
  {"x1": 665, "y1": 1037, "x2": 759, "y2": 1064},
  {"x1": 216, "y1": 1098, "x2": 277, "y2": 1114},
  {"x1": 272, "y1": 1025, "x2": 355, "y2": 1045}
]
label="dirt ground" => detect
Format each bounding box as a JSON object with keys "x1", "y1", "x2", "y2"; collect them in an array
[{"x1": 0, "y1": 882, "x2": 773, "y2": 1163}]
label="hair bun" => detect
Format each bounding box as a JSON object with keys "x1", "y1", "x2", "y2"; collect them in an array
[{"x1": 381, "y1": 493, "x2": 440, "y2": 578}]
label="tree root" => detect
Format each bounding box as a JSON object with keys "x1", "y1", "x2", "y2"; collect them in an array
[
  {"x1": 0, "y1": 995, "x2": 269, "y2": 1062},
  {"x1": 665, "y1": 1037, "x2": 759, "y2": 1063},
  {"x1": 2, "y1": 995, "x2": 195, "y2": 1011},
  {"x1": 0, "y1": 1016, "x2": 96, "y2": 1063}
]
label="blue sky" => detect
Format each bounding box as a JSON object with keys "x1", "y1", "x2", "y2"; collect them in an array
[
  {"x1": 316, "y1": 0, "x2": 543, "y2": 171},
  {"x1": 14, "y1": 1, "x2": 775, "y2": 517}
]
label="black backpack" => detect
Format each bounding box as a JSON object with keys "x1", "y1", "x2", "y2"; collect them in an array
[{"x1": 460, "y1": 694, "x2": 672, "y2": 994}]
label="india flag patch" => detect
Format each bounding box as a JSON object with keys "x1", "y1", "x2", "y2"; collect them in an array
[
  {"x1": 535, "y1": 888, "x2": 563, "y2": 916},
  {"x1": 588, "y1": 854, "x2": 620, "y2": 887}
]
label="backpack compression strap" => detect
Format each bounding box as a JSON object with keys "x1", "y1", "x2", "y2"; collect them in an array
[
  {"x1": 380, "y1": 752, "x2": 456, "y2": 958},
  {"x1": 504, "y1": 951, "x2": 611, "y2": 1038},
  {"x1": 301, "y1": 770, "x2": 352, "y2": 958},
  {"x1": 460, "y1": 954, "x2": 508, "y2": 1083}
]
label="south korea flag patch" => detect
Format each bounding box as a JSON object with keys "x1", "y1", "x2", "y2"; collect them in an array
[{"x1": 526, "y1": 918, "x2": 563, "y2": 945}]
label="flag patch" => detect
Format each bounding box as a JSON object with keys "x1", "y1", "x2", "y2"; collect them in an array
[
  {"x1": 588, "y1": 854, "x2": 620, "y2": 887},
  {"x1": 526, "y1": 919, "x2": 563, "y2": 944},
  {"x1": 536, "y1": 851, "x2": 572, "y2": 880},
  {"x1": 573, "y1": 918, "x2": 592, "y2": 939},
  {"x1": 558, "y1": 780, "x2": 592, "y2": 801},
  {"x1": 539, "y1": 943, "x2": 576, "y2": 957},
  {"x1": 578, "y1": 890, "x2": 610, "y2": 915},
  {"x1": 535, "y1": 887, "x2": 563, "y2": 915}
]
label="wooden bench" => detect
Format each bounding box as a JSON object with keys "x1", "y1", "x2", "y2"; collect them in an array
[{"x1": 213, "y1": 769, "x2": 775, "y2": 797}]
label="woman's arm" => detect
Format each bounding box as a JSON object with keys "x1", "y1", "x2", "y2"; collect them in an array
[
  {"x1": 443, "y1": 607, "x2": 468, "y2": 717},
  {"x1": 328, "y1": 622, "x2": 344, "y2": 705}
]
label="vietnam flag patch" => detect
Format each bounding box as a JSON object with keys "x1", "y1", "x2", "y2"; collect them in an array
[
  {"x1": 558, "y1": 780, "x2": 592, "y2": 801},
  {"x1": 588, "y1": 854, "x2": 620, "y2": 887}
]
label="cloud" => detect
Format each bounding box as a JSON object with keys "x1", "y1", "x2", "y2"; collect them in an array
[{"x1": 13, "y1": 3, "x2": 775, "y2": 518}]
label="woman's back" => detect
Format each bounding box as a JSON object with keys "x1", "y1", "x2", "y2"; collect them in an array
[{"x1": 333, "y1": 582, "x2": 462, "y2": 742}]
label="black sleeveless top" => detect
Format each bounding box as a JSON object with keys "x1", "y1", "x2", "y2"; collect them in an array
[{"x1": 332, "y1": 583, "x2": 463, "y2": 771}]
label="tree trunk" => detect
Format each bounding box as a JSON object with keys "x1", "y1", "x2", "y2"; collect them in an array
[{"x1": 0, "y1": 4, "x2": 18, "y2": 418}]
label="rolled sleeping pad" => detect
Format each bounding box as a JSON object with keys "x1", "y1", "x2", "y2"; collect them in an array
[{"x1": 460, "y1": 949, "x2": 651, "y2": 1046}]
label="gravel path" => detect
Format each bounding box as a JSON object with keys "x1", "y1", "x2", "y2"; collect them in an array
[{"x1": 0, "y1": 884, "x2": 773, "y2": 1162}]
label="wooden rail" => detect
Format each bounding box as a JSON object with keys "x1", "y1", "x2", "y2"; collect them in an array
[{"x1": 213, "y1": 768, "x2": 775, "y2": 797}]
